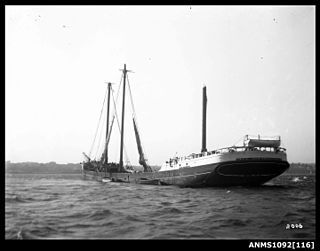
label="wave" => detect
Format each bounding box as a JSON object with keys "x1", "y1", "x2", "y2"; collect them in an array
[
  {"x1": 262, "y1": 183, "x2": 289, "y2": 188},
  {"x1": 216, "y1": 218, "x2": 251, "y2": 227},
  {"x1": 14, "y1": 229, "x2": 38, "y2": 239},
  {"x1": 35, "y1": 225, "x2": 59, "y2": 234},
  {"x1": 88, "y1": 208, "x2": 113, "y2": 220},
  {"x1": 274, "y1": 219, "x2": 288, "y2": 227},
  {"x1": 160, "y1": 201, "x2": 172, "y2": 206},
  {"x1": 177, "y1": 199, "x2": 191, "y2": 203},
  {"x1": 6, "y1": 227, "x2": 52, "y2": 239},
  {"x1": 5, "y1": 195, "x2": 35, "y2": 203},
  {"x1": 64, "y1": 211, "x2": 92, "y2": 219},
  {"x1": 125, "y1": 215, "x2": 142, "y2": 222},
  {"x1": 6, "y1": 195, "x2": 25, "y2": 203},
  {"x1": 284, "y1": 212, "x2": 300, "y2": 217},
  {"x1": 150, "y1": 207, "x2": 184, "y2": 218},
  {"x1": 36, "y1": 195, "x2": 59, "y2": 202},
  {"x1": 287, "y1": 194, "x2": 314, "y2": 202},
  {"x1": 296, "y1": 207, "x2": 315, "y2": 214},
  {"x1": 162, "y1": 207, "x2": 183, "y2": 214}
]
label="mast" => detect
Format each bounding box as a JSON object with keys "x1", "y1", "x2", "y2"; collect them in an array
[
  {"x1": 201, "y1": 86, "x2": 207, "y2": 153},
  {"x1": 103, "y1": 82, "x2": 112, "y2": 165},
  {"x1": 119, "y1": 64, "x2": 127, "y2": 171}
]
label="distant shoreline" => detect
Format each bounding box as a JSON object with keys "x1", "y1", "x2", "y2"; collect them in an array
[
  {"x1": 5, "y1": 161, "x2": 315, "y2": 175},
  {"x1": 5, "y1": 161, "x2": 161, "y2": 174}
]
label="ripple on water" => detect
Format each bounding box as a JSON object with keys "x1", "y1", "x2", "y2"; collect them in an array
[
  {"x1": 88, "y1": 208, "x2": 113, "y2": 220},
  {"x1": 161, "y1": 207, "x2": 184, "y2": 214},
  {"x1": 6, "y1": 195, "x2": 26, "y2": 203},
  {"x1": 160, "y1": 201, "x2": 172, "y2": 206},
  {"x1": 214, "y1": 218, "x2": 252, "y2": 227},
  {"x1": 177, "y1": 199, "x2": 191, "y2": 203}
]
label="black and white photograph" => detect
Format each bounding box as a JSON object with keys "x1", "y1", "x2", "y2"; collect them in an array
[{"x1": 5, "y1": 5, "x2": 315, "y2": 241}]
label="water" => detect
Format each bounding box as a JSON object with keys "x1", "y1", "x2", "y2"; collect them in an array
[{"x1": 5, "y1": 173, "x2": 315, "y2": 239}]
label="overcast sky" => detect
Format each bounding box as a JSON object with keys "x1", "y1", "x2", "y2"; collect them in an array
[{"x1": 5, "y1": 6, "x2": 315, "y2": 165}]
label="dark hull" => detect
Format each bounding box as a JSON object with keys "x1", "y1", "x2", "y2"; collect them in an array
[{"x1": 82, "y1": 159, "x2": 290, "y2": 188}]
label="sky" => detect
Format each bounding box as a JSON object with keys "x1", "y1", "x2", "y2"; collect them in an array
[{"x1": 5, "y1": 5, "x2": 315, "y2": 165}]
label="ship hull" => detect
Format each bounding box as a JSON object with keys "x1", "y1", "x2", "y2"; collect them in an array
[{"x1": 82, "y1": 159, "x2": 289, "y2": 187}]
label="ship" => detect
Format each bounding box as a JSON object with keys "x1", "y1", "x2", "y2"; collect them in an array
[{"x1": 81, "y1": 64, "x2": 290, "y2": 187}]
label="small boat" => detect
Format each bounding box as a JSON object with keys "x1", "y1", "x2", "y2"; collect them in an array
[
  {"x1": 244, "y1": 135, "x2": 281, "y2": 148},
  {"x1": 82, "y1": 64, "x2": 290, "y2": 187},
  {"x1": 102, "y1": 178, "x2": 112, "y2": 183}
]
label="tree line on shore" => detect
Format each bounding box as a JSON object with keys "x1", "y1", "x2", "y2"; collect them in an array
[
  {"x1": 5, "y1": 161, "x2": 315, "y2": 174},
  {"x1": 5, "y1": 161, "x2": 161, "y2": 174}
]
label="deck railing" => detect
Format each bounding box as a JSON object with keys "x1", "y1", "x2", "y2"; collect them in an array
[
  {"x1": 244, "y1": 135, "x2": 281, "y2": 141},
  {"x1": 166, "y1": 146, "x2": 286, "y2": 163}
]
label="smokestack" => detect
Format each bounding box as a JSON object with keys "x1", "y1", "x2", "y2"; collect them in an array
[{"x1": 201, "y1": 86, "x2": 207, "y2": 153}]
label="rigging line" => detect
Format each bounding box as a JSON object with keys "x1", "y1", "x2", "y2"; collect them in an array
[
  {"x1": 115, "y1": 73, "x2": 123, "y2": 103},
  {"x1": 233, "y1": 136, "x2": 245, "y2": 147},
  {"x1": 106, "y1": 72, "x2": 123, "y2": 141},
  {"x1": 105, "y1": 88, "x2": 118, "y2": 149},
  {"x1": 127, "y1": 75, "x2": 137, "y2": 120},
  {"x1": 112, "y1": 74, "x2": 123, "y2": 125},
  {"x1": 94, "y1": 106, "x2": 107, "y2": 160},
  {"x1": 100, "y1": 74, "x2": 124, "y2": 157},
  {"x1": 127, "y1": 75, "x2": 148, "y2": 161},
  {"x1": 127, "y1": 75, "x2": 142, "y2": 137},
  {"x1": 88, "y1": 88, "x2": 108, "y2": 158},
  {"x1": 105, "y1": 85, "x2": 120, "y2": 148},
  {"x1": 103, "y1": 74, "x2": 131, "y2": 166},
  {"x1": 93, "y1": 73, "x2": 123, "y2": 160},
  {"x1": 106, "y1": 116, "x2": 115, "y2": 146}
]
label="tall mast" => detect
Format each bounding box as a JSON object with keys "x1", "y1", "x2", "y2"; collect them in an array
[
  {"x1": 201, "y1": 86, "x2": 207, "y2": 153},
  {"x1": 103, "y1": 82, "x2": 112, "y2": 165},
  {"x1": 119, "y1": 64, "x2": 128, "y2": 171}
]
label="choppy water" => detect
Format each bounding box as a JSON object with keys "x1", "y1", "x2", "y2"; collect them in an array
[{"x1": 5, "y1": 173, "x2": 315, "y2": 239}]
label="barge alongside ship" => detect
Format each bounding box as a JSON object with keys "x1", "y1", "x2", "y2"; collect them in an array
[{"x1": 82, "y1": 64, "x2": 289, "y2": 187}]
